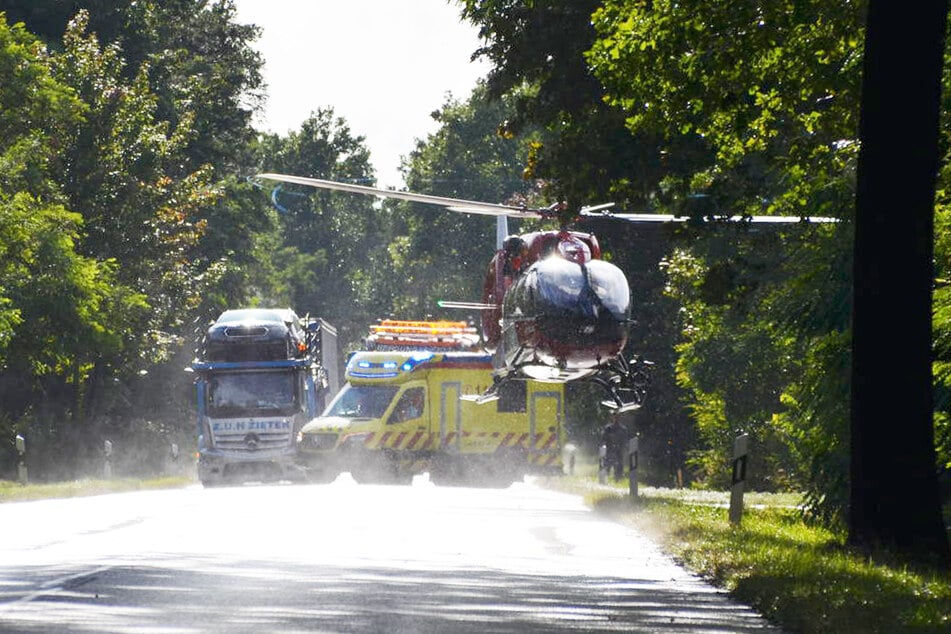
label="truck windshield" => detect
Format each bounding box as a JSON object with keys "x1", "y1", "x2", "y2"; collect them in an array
[
  {"x1": 324, "y1": 384, "x2": 399, "y2": 419},
  {"x1": 207, "y1": 371, "x2": 297, "y2": 417}
]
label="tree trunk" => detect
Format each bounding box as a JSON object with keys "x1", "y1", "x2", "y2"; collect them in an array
[{"x1": 850, "y1": 1, "x2": 951, "y2": 567}]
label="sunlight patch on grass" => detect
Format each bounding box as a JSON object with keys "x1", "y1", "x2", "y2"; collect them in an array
[
  {"x1": 545, "y1": 476, "x2": 951, "y2": 633},
  {"x1": 0, "y1": 476, "x2": 194, "y2": 503}
]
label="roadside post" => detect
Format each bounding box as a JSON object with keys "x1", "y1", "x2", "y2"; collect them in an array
[
  {"x1": 627, "y1": 436, "x2": 639, "y2": 498},
  {"x1": 598, "y1": 444, "x2": 607, "y2": 484},
  {"x1": 15, "y1": 434, "x2": 27, "y2": 484},
  {"x1": 562, "y1": 443, "x2": 576, "y2": 475},
  {"x1": 169, "y1": 442, "x2": 180, "y2": 476},
  {"x1": 104, "y1": 439, "x2": 113, "y2": 479},
  {"x1": 729, "y1": 433, "x2": 749, "y2": 524}
]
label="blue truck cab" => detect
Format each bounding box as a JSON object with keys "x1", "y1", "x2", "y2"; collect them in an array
[{"x1": 191, "y1": 308, "x2": 338, "y2": 486}]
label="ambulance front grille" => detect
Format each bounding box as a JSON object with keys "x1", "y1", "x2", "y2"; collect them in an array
[{"x1": 301, "y1": 432, "x2": 339, "y2": 451}]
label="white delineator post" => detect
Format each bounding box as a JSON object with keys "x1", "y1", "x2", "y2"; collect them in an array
[
  {"x1": 729, "y1": 434, "x2": 750, "y2": 525},
  {"x1": 104, "y1": 439, "x2": 113, "y2": 479},
  {"x1": 598, "y1": 444, "x2": 607, "y2": 484},
  {"x1": 627, "y1": 436, "x2": 639, "y2": 498},
  {"x1": 15, "y1": 434, "x2": 27, "y2": 484}
]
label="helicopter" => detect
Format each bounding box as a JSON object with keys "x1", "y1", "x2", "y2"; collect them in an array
[{"x1": 255, "y1": 172, "x2": 834, "y2": 411}]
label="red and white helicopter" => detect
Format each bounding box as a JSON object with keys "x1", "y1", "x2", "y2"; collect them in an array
[{"x1": 256, "y1": 172, "x2": 834, "y2": 411}]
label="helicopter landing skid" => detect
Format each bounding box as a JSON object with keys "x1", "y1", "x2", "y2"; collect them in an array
[
  {"x1": 591, "y1": 355, "x2": 653, "y2": 411},
  {"x1": 460, "y1": 389, "x2": 500, "y2": 405},
  {"x1": 599, "y1": 398, "x2": 642, "y2": 413},
  {"x1": 459, "y1": 388, "x2": 499, "y2": 405}
]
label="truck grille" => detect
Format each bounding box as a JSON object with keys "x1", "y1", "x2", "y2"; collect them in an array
[{"x1": 210, "y1": 418, "x2": 292, "y2": 452}]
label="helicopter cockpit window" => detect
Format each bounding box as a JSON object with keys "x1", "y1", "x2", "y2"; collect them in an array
[
  {"x1": 388, "y1": 387, "x2": 425, "y2": 424},
  {"x1": 537, "y1": 258, "x2": 585, "y2": 299},
  {"x1": 557, "y1": 237, "x2": 592, "y2": 263},
  {"x1": 586, "y1": 260, "x2": 632, "y2": 317},
  {"x1": 534, "y1": 258, "x2": 631, "y2": 320}
]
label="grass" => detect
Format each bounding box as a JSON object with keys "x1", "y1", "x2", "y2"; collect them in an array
[
  {"x1": 0, "y1": 475, "x2": 195, "y2": 503},
  {"x1": 546, "y1": 475, "x2": 951, "y2": 633}
]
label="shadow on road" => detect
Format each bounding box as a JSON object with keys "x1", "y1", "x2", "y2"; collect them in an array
[{"x1": 0, "y1": 557, "x2": 780, "y2": 633}]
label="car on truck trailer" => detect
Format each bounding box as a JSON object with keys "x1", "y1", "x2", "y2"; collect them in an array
[
  {"x1": 296, "y1": 320, "x2": 565, "y2": 486},
  {"x1": 191, "y1": 308, "x2": 339, "y2": 487}
]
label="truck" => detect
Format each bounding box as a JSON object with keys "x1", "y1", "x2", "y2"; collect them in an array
[
  {"x1": 296, "y1": 320, "x2": 565, "y2": 486},
  {"x1": 191, "y1": 308, "x2": 339, "y2": 487}
]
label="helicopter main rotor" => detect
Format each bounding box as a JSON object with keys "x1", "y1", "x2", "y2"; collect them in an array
[
  {"x1": 256, "y1": 173, "x2": 625, "y2": 228},
  {"x1": 257, "y1": 173, "x2": 544, "y2": 219},
  {"x1": 256, "y1": 173, "x2": 836, "y2": 226}
]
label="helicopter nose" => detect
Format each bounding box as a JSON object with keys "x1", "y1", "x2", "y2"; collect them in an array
[
  {"x1": 530, "y1": 258, "x2": 631, "y2": 321},
  {"x1": 513, "y1": 258, "x2": 632, "y2": 357},
  {"x1": 503, "y1": 257, "x2": 631, "y2": 367}
]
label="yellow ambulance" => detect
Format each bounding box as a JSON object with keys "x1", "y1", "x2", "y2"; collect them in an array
[{"x1": 296, "y1": 342, "x2": 565, "y2": 486}]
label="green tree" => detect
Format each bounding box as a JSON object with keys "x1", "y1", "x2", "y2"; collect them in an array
[
  {"x1": 391, "y1": 84, "x2": 536, "y2": 317},
  {"x1": 51, "y1": 11, "x2": 215, "y2": 335},
  {"x1": 0, "y1": 15, "x2": 147, "y2": 472},
  {"x1": 2, "y1": 0, "x2": 269, "y2": 309},
  {"x1": 586, "y1": 0, "x2": 858, "y2": 511},
  {"x1": 254, "y1": 109, "x2": 381, "y2": 344},
  {"x1": 0, "y1": 0, "x2": 264, "y2": 174},
  {"x1": 0, "y1": 3, "x2": 272, "y2": 477},
  {"x1": 588, "y1": 0, "x2": 862, "y2": 215},
  {"x1": 461, "y1": 0, "x2": 670, "y2": 208}
]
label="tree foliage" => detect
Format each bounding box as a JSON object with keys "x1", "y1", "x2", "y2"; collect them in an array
[
  {"x1": 252, "y1": 108, "x2": 382, "y2": 344},
  {"x1": 389, "y1": 84, "x2": 536, "y2": 317},
  {"x1": 0, "y1": 0, "x2": 264, "y2": 173},
  {"x1": 585, "y1": 0, "x2": 862, "y2": 516},
  {"x1": 0, "y1": 3, "x2": 267, "y2": 477},
  {"x1": 461, "y1": 0, "x2": 668, "y2": 208}
]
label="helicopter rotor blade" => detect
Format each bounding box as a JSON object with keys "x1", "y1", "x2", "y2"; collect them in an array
[
  {"x1": 256, "y1": 173, "x2": 544, "y2": 219},
  {"x1": 437, "y1": 300, "x2": 498, "y2": 311},
  {"x1": 579, "y1": 202, "x2": 616, "y2": 215},
  {"x1": 580, "y1": 210, "x2": 839, "y2": 224}
]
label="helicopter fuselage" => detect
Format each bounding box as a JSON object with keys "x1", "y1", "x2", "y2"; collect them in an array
[{"x1": 482, "y1": 230, "x2": 632, "y2": 381}]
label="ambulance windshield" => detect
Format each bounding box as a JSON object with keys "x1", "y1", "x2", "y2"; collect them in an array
[{"x1": 324, "y1": 384, "x2": 399, "y2": 419}]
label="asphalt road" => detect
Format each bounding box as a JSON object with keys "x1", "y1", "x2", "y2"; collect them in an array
[{"x1": 0, "y1": 475, "x2": 781, "y2": 633}]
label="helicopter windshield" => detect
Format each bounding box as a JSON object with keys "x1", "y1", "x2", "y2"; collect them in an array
[
  {"x1": 585, "y1": 260, "x2": 631, "y2": 317},
  {"x1": 532, "y1": 258, "x2": 631, "y2": 319}
]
